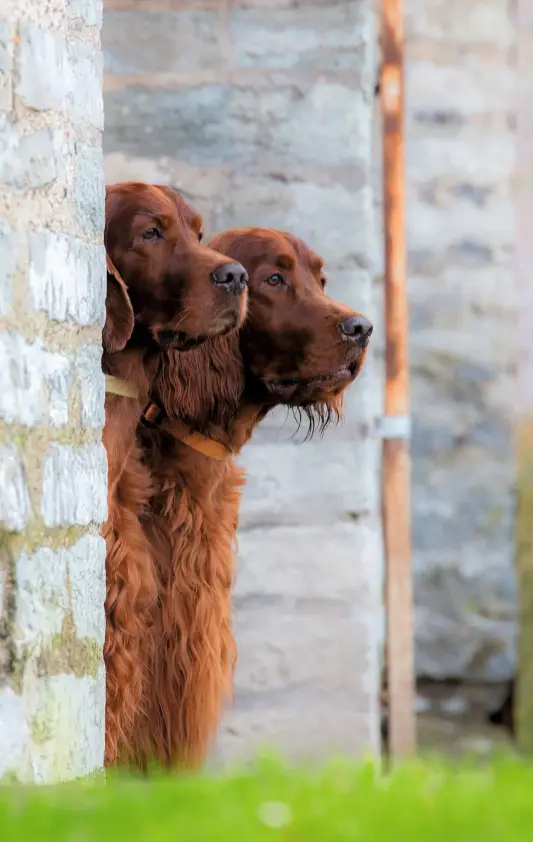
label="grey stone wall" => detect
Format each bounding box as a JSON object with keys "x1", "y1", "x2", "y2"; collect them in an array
[
  {"x1": 374, "y1": 0, "x2": 516, "y2": 684},
  {"x1": 103, "y1": 0, "x2": 381, "y2": 762},
  {"x1": 0, "y1": 0, "x2": 107, "y2": 781}
]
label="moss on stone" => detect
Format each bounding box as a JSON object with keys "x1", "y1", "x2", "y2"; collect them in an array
[
  {"x1": 0, "y1": 535, "x2": 15, "y2": 684},
  {"x1": 515, "y1": 417, "x2": 533, "y2": 755},
  {"x1": 0, "y1": 421, "x2": 99, "y2": 449},
  {"x1": 30, "y1": 710, "x2": 54, "y2": 746},
  {"x1": 10, "y1": 658, "x2": 25, "y2": 695},
  {"x1": 35, "y1": 612, "x2": 103, "y2": 682},
  {"x1": 7, "y1": 524, "x2": 95, "y2": 557}
]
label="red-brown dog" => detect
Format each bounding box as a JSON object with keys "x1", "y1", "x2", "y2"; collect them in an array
[{"x1": 101, "y1": 183, "x2": 248, "y2": 765}]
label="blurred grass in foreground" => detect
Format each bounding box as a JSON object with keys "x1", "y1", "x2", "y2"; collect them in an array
[{"x1": 0, "y1": 754, "x2": 531, "y2": 841}]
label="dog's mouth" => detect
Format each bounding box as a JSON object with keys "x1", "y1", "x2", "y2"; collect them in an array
[
  {"x1": 264, "y1": 360, "x2": 360, "y2": 402},
  {"x1": 156, "y1": 330, "x2": 206, "y2": 350},
  {"x1": 155, "y1": 313, "x2": 239, "y2": 351}
]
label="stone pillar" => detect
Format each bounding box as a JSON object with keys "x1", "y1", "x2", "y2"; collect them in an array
[
  {"x1": 0, "y1": 0, "x2": 107, "y2": 781},
  {"x1": 103, "y1": 0, "x2": 381, "y2": 762}
]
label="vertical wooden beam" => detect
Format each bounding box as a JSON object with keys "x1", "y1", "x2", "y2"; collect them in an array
[
  {"x1": 380, "y1": 0, "x2": 416, "y2": 759},
  {"x1": 515, "y1": 0, "x2": 533, "y2": 755}
]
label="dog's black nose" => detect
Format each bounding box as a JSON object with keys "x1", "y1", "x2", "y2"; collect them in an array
[
  {"x1": 212, "y1": 262, "x2": 248, "y2": 295},
  {"x1": 339, "y1": 315, "x2": 373, "y2": 345}
]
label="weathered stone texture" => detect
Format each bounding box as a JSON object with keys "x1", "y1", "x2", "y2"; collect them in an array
[
  {"x1": 29, "y1": 230, "x2": 106, "y2": 326},
  {"x1": 103, "y1": 0, "x2": 381, "y2": 762},
  {"x1": 0, "y1": 218, "x2": 15, "y2": 316},
  {"x1": 0, "y1": 20, "x2": 14, "y2": 111},
  {"x1": 0, "y1": 125, "x2": 61, "y2": 190},
  {"x1": 0, "y1": 333, "x2": 72, "y2": 427},
  {"x1": 18, "y1": 24, "x2": 68, "y2": 112},
  {"x1": 0, "y1": 444, "x2": 31, "y2": 531},
  {"x1": 0, "y1": 1, "x2": 106, "y2": 781},
  {"x1": 41, "y1": 444, "x2": 108, "y2": 528},
  {"x1": 398, "y1": 1, "x2": 515, "y2": 683},
  {"x1": 76, "y1": 343, "x2": 106, "y2": 429},
  {"x1": 103, "y1": 11, "x2": 221, "y2": 75}
]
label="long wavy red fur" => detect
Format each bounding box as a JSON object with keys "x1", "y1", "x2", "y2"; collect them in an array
[
  {"x1": 102, "y1": 360, "x2": 159, "y2": 767},
  {"x1": 133, "y1": 335, "x2": 250, "y2": 768},
  {"x1": 101, "y1": 183, "x2": 249, "y2": 768}
]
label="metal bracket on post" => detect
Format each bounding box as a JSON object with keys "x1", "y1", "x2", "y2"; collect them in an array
[{"x1": 380, "y1": 414, "x2": 412, "y2": 441}]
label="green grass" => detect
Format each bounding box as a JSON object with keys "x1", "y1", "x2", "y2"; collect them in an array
[{"x1": 0, "y1": 754, "x2": 531, "y2": 841}]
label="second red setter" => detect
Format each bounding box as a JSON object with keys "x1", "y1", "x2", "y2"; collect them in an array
[{"x1": 137, "y1": 227, "x2": 373, "y2": 770}]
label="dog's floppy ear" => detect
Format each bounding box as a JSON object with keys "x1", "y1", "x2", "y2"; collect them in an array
[{"x1": 102, "y1": 254, "x2": 135, "y2": 353}]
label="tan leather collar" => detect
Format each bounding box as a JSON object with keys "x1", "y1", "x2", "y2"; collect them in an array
[
  {"x1": 105, "y1": 375, "x2": 139, "y2": 400},
  {"x1": 179, "y1": 431, "x2": 233, "y2": 461},
  {"x1": 143, "y1": 402, "x2": 232, "y2": 461}
]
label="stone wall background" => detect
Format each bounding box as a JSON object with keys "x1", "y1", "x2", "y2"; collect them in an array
[
  {"x1": 0, "y1": 0, "x2": 107, "y2": 781},
  {"x1": 405, "y1": 0, "x2": 516, "y2": 684},
  {"x1": 373, "y1": 0, "x2": 516, "y2": 688},
  {"x1": 103, "y1": 0, "x2": 382, "y2": 762}
]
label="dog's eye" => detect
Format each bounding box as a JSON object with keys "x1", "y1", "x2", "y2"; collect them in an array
[
  {"x1": 320, "y1": 277, "x2": 327, "y2": 289},
  {"x1": 266, "y1": 273, "x2": 284, "y2": 287},
  {"x1": 141, "y1": 227, "x2": 161, "y2": 241},
  {"x1": 198, "y1": 230, "x2": 204, "y2": 242}
]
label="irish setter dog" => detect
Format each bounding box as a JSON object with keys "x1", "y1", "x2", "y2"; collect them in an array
[
  {"x1": 136, "y1": 227, "x2": 373, "y2": 770},
  {"x1": 101, "y1": 182, "x2": 248, "y2": 765}
]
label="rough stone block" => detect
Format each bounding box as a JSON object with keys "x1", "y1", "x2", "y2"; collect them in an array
[
  {"x1": 41, "y1": 443, "x2": 108, "y2": 528},
  {"x1": 415, "y1": 551, "x2": 516, "y2": 681},
  {"x1": 234, "y1": 521, "x2": 381, "y2": 603},
  {"x1": 76, "y1": 343, "x2": 105, "y2": 428},
  {"x1": 219, "y1": 519, "x2": 380, "y2": 762},
  {"x1": 408, "y1": 192, "x2": 514, "y2": 253},
  {"x1": 229, "y1": 2, "x2": 369, "y2": 70},
  {"x1": 411, "y1": 441, "x2": 513, "y2": 556},
  {"x1": 407, "y1": 60, "x2": 514, "y2": 119},
  {"x1": 232, "y1": 601, "x2": 377, "y2": 694},
  {"x1": 22, "y1": 671, "x2": 105, "y2": 782},
  {"x1": 103, "y1": 83, "x2": 370, "y2": 168},
  {"x1": 67, "y1": 535, "x2": 106, "y2": 643},
  {"x1": 0, "y1": 217, "x2": 15, "y2": 316},
  {"x1": 29, "y1": 231, "x2": 106, "y2": 327},
  {"x1": 239, "y1": 440, "x2": 377, "y2": 529},
  {"x1": 410, "y1": 264, "x2": 516, "y2": 322},
  {"x1": 0, "y1": 688, "x2": 29, "y2": 781},
  {"x1": 15, "y1": 546, "x2": 69, "y2": 656},
  {"x1": 216, "y1": 706, "x2": 378, "y2": 765},
  {"x1": 0, "y1": 444, "x2": 31, "y2": 532},
  {"x1": 0, "y1": 332, "x2": 72, "y2": 427},
  {"x1": 14, "y1": 536, "x2": 105, "y2": 656},
  {"x1": 405, "y1": 0, "x2": 514, "y2": 48},
  {"x1": 0, "y1": 125, "x2": 60, "y2": 189},
  {"x1": 18, "y1": 24, "x2": 67, "y2": 112},
  {"x1": 220, "y1": 177, "x2": 372, "y2": 266},
  {"x1": 407, "y1": 130, "x2": 514, "y2": 186},
  {"x1": 67, "y1": 39, "x2": 104, "y2": 130},
  {"x1": 0, "y1": 19, "x2": 13, "y2": 111},
  {"x1": 68, "y1": 0, "x2": 103, "y2": 28},
  {"x1": 74, "y1": 143, "x2": 105, "y2": 234},
  {"x1": 103, "y1": 11, "x2": 221, "y2": 75},
  {"x1": 45, "y1": 351, "x2": 74, "y2": 428}
]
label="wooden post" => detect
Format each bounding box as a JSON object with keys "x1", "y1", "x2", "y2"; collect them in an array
[
  {"x1": 515, "y1": 0, "x2": 533, "y2": 755},
  {"x1": 380, "y1": 0, "x2": 416, "y2": 759}
]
